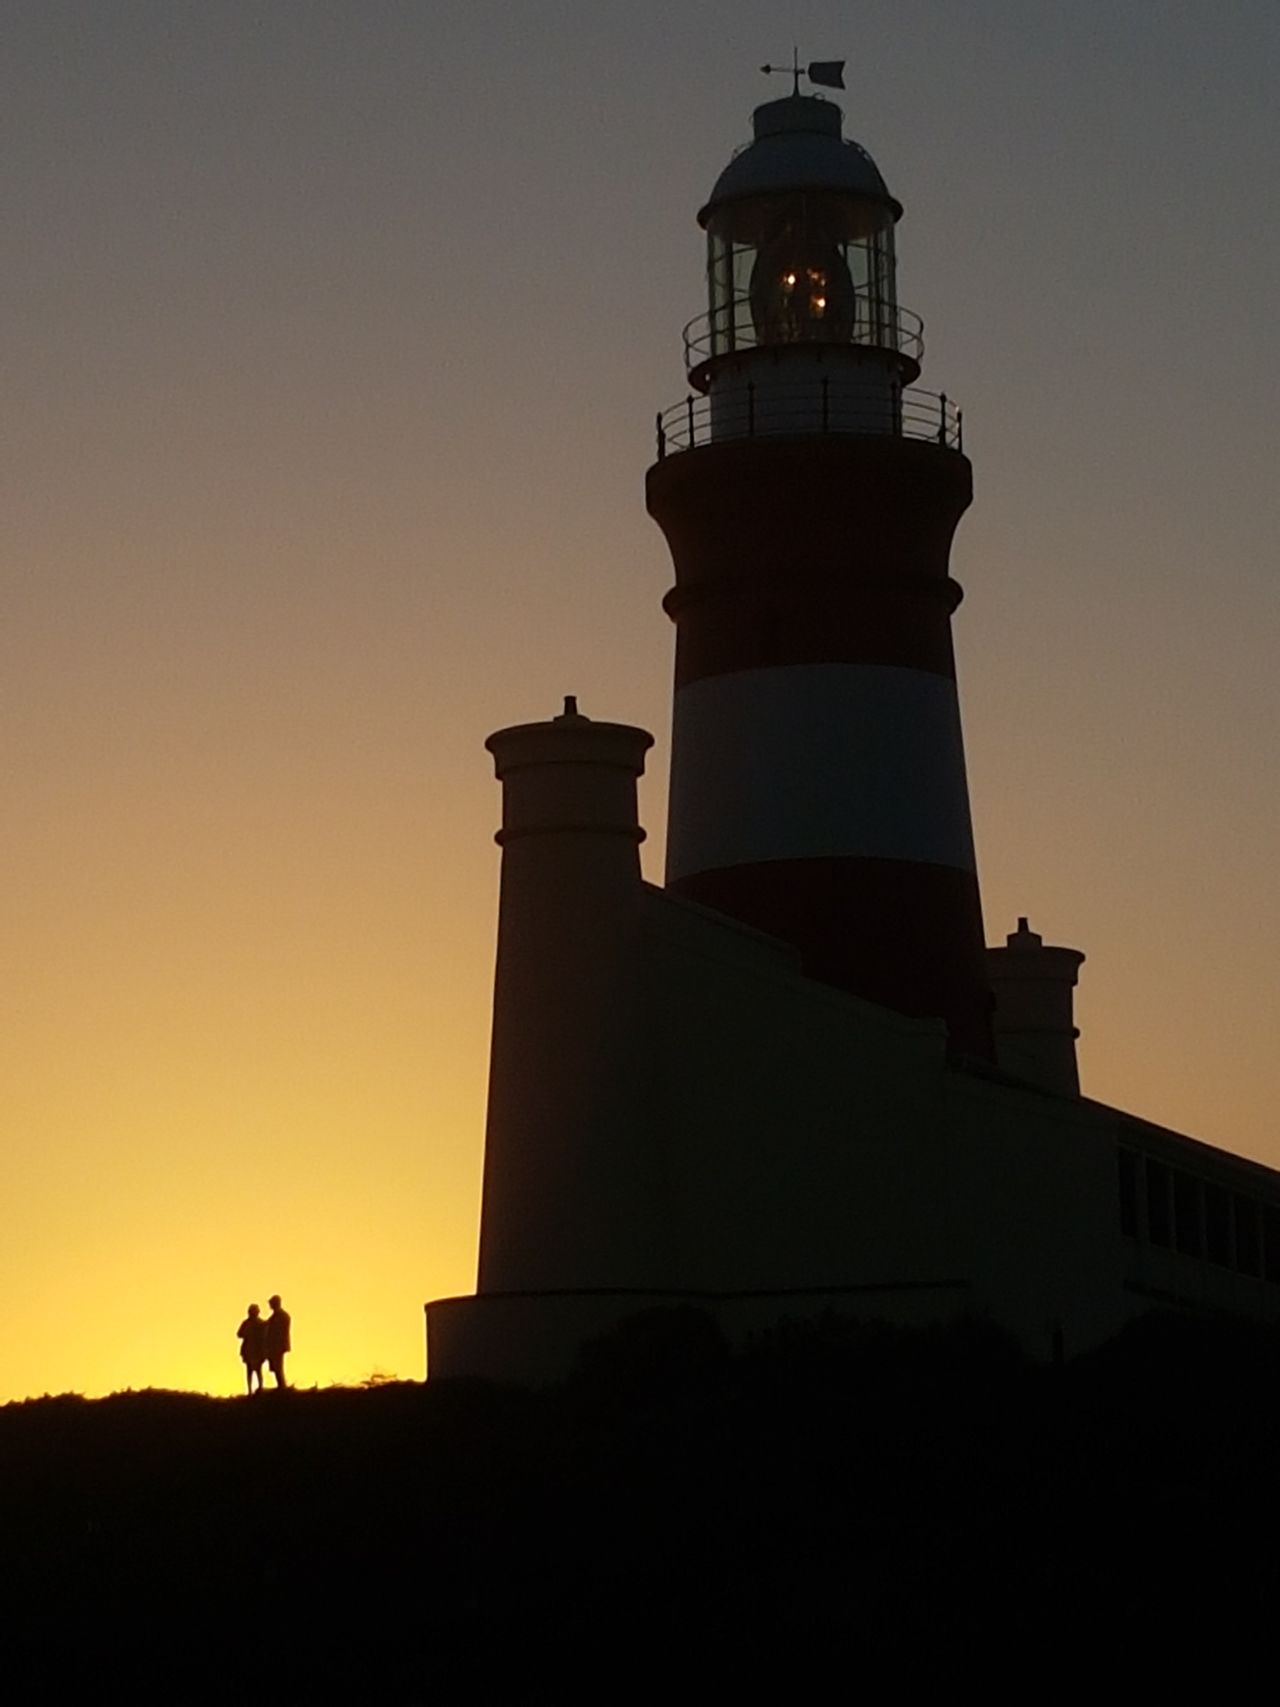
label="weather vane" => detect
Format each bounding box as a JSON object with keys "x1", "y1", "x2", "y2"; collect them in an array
[{"x1": 760, "y1": 49, "x2": 846, "y2": 96}]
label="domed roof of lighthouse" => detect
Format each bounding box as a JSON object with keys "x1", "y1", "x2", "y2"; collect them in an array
[{"x1": 698, "y1": 94, "x2": 901, "y2": 228}]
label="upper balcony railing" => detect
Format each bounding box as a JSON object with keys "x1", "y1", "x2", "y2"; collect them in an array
[
  {"x1": 684, "y1": 294, "x2": 925, "y2": 386},
  {"x1": 654, "y1": 383, "x2": 963, "y2": 459}
]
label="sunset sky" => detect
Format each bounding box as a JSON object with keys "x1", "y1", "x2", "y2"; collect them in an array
[{"x1": 4, "y1": 1, "x2": 1278, "y2": 1402}]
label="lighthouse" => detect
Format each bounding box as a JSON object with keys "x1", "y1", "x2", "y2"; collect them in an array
[
  {"x1": 647, "y1": 87, "x2": 994, "y2": 1058},
  {"x1": 428, "y1": 73, "x2": 1280, "y2": 1387}
]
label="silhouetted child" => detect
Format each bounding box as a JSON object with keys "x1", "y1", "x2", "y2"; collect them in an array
[
  {"x1": 236, "y1": 1304, "x2": 267, "y2": 1395},
  {"x1": 264, "y1": 1294, "x2": 291, "y2": 1389}
]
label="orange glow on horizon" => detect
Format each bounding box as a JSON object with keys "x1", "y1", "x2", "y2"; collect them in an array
[{"x1": 4, "y1": 6, "x2": 1278, "y2": 1404}]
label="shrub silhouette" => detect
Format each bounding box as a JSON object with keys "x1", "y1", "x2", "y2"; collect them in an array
[{"x1": 568, "y1": 1304, "x2": 730, "y2": 1401}]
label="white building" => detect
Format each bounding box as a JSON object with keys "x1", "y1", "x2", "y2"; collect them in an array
[{"x1": 426, "y1": 85, "x2": 1280, "y2": 1382}]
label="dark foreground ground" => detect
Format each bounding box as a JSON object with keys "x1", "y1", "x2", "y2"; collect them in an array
[{"x1": 2, "y1": 1309, "x2": 1278, "y2": 1698}]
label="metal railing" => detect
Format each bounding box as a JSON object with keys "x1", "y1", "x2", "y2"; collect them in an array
[
  {"x1": 655, "y1": 382, "x2": 963, "y2": 459},
  {"x1": 684, "y1": 294, "x2": 925, "y2": 378}
]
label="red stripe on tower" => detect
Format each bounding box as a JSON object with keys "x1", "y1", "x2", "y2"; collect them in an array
[{"x1": 646, "y1": 91, "x2": 994, "y2": 1059}]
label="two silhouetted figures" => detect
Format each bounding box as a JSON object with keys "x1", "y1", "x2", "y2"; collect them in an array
[{"x1": 236, "y1": 1295, "x2": 291, "y2": 1394}]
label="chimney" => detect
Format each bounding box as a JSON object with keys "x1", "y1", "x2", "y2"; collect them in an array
[
  {"x1": 986, "y1": 918, "x2": 1085, "y2": 1096},
  {"x1": 478, "y1": 701, "x2": 656, "y2": 1292}
]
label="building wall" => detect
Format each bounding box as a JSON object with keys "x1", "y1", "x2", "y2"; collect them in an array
[
  {"x1": 1114, "y1": 1119, "x2": 1280, "y2": 1323},
  {"x1": 932, "y1": 1072, "x2": 1125, "y2": 1358},
  {"x1": 428, "y1": 875, "x2": 1280, "y2": 1381},
  {"x1": 638, "y1": 885, "x2": 1129, "y2": 1357},
  {"x1": 638, "y1": 886, "x2": 957, "y2": 1295}
]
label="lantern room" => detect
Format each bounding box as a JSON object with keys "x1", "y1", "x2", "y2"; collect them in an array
[{"x1": 687, "y1": 94, "x2": 920, "y2": 391}]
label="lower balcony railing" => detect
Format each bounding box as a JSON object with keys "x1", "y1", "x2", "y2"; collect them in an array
[{"x1": 654, "y1": 382, "x2": 963, "y2": 459}]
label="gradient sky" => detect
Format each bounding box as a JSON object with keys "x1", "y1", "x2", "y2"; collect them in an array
[{"x1": 3, "y1": 1, "x2": 1278, "y2": 1402}]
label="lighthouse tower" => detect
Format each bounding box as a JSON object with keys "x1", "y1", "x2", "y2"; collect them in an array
[{"x1": 647, "y1": 87, "x2": 994, "y2": 1057}]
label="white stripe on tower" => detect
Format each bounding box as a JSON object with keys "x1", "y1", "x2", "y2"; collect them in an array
[{"x1": 665, "y1": 663, "x2": 976, "y2": 884}]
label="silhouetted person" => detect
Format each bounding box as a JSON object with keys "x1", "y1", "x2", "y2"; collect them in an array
[
  {"x1": 264, "y1": 1294, "x2": 291, "y2": 1389},
  {"x1": 236, "y1": 1304, "x2": 267, "y2": 1395}
]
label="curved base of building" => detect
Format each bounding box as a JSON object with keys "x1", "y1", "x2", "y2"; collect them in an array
[{"x1": 426, "y1": 1282, "x2": 974, "y2": 1387}]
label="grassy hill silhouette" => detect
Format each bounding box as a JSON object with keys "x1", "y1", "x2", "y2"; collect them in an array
[{"x1": 2, "y1": 1309, "x2": 1277, "y2": 1695}]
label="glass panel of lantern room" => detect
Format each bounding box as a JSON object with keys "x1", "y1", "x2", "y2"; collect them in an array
[
  {"x1": 869, "y1": 224, "x2": 897, "y2": 347},
  {"x1": 731, "y1": 243, "x2": 754, "y2": 313},
  {"x1": 844, "y1": 238, "x2": 870, "y2": 336},
  {"x1": 860, "y1": 234, "x2": 895, "y2": 348},
  {"x1": 706, "y1": 232, "x2": 736, "y2": 358}
]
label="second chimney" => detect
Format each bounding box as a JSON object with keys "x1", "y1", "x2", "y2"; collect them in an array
[{"x1": 987, "y1": 918, "x2": 1085, "y2": 1096}]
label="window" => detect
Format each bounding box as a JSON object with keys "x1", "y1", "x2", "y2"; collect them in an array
[
  {"x1": 1235, "y1": 1196, "x2": 1260, "y2": 1276},
  {"x1": 1146, "y1": 1160, "x2": 1172, "y2": 1248},
  {"x1": 1264, "y1": 1206, "x2": 1280, "y2": 1284},
  {"x1": 1204, "y1": 1184, "x2": 1230, "y2": 1267},
  {"x1": 1173, "y1": 1172, "x2": 1203, "y2": 1259},
  {"x1": 1118, "y1": 1150, "x2": 1139, "y2": 1238}
]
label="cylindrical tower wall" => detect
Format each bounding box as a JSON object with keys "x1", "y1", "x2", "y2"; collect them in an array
[
  {"x1": 647, "y1": 434, "x2": 993, "y2": 1058},
  {"x1": 477, "y1": 705, "x2": 659, "y2": 1293},
  {"x1": 707, "y1": 348, "x2": 902, "y2": 442}
]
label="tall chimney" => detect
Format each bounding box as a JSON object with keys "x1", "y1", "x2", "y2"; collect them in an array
[
  {"x1": 477, "y1": 700, "x2": 656, "y2": 1292},
  {"x1": 987, "y1": 918, "x2": 1085, "y2": 1096}
]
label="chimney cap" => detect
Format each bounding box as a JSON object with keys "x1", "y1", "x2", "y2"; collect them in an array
[{"x1": 989, "y1": 918, "x2": 1085, "y2": 978}]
